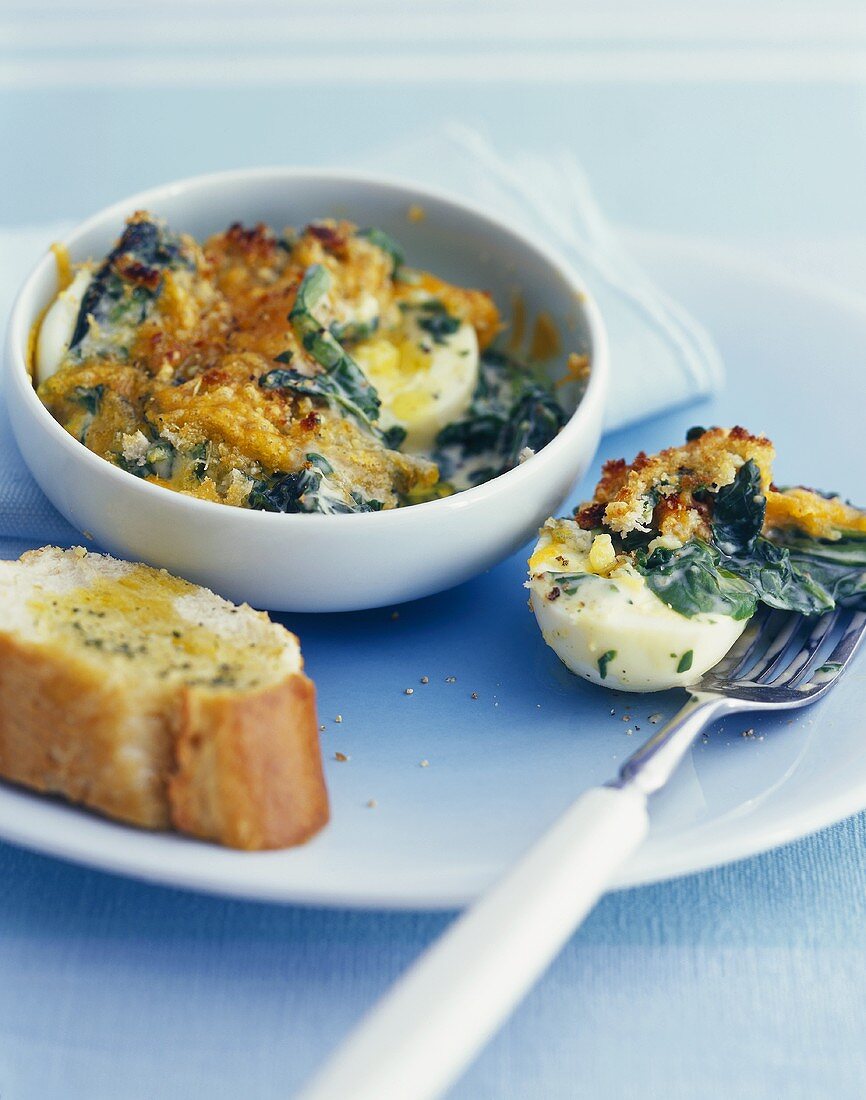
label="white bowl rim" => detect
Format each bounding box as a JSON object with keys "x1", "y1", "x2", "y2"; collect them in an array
[{"x1": 6, "y1": 165, "x2": 609, "y2": 529}]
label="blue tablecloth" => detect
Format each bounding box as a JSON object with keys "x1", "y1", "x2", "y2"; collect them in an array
[
  {"x1": 5, "y1": 819, "x2": 866, "y2": 1100},
  {"x1": 3, "y1": 5, "x2": 866, "y2": 1097}
]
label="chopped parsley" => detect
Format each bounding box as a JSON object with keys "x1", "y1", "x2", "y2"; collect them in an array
[
  {"x1": 597, "y1": 650, "x2": 617, "y2": 679},
  {"x1": 676, "y1": 650, "x2": 694, "y2": 674},
  {"x1": 416, "y1": 300, "x2": 461, "y2": 345}
]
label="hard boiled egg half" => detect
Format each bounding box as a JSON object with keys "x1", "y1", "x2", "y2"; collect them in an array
[
  {"x1": 527, "y1": 518, "x2": 749, "y2": 692},
  {"x1": 34, "y1": 267, "x2": 93, "y2": 385},
  {"x1": 352, "y1": 299, "x2": 479, "y2": 453}
]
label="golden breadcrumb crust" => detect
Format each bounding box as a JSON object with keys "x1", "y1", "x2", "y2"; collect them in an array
[
  {"x1": 576, "y1": 427, "x2": 774, "y2": 541},
  {"x1": 37, "y1": 214, "x2": 495, "y2": 510},
  {"x1": 576, "y1": 426, "x2": 865, "y2": 543},
  {"x1": 764, "y1": 486, "x2": 866, "y2": 538}
]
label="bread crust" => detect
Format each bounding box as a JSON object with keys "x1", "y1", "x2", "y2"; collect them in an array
[
  {"x1": 169, "y1": 672, "x2": 329, "y2": 849},
  {"x1": 0, "y1": 633, "x2": 174, "y2": 828},
  {"x1": 0, "y1": 633, "x2": 329, "y2": 850}
]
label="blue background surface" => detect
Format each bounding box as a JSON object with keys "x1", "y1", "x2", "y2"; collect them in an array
[
  {"x1": 4, "y1": 4, "x2": 866, "y2": 1097},
  {"x1": 5, "y1": 83, "x2": 866, "y2": 238},
  {"x1": 5, "y1": 823, "x2": 866, "y2": 1100}
]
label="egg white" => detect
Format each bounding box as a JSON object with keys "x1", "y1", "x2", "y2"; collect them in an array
[
  {"x1": 527, "y1": 519, "x2": 749, "y2": 692},
  {"x1": 35, "y1": 268, "x2": 92, "y2": 385},
  {"x1": 352, "y1": 305, "x2": 479, "y2": 453}
]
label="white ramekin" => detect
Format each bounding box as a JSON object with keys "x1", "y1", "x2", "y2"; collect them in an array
[{"x1": 5, "y1": 168, "x2": 608, "y2": 611}]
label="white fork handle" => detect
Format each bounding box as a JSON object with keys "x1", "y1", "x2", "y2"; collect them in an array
[{"x1": 297, "y1": 785, "x2": 649, "y2": 1100}]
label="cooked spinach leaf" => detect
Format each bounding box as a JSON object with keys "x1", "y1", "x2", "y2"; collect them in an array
[
  {"x1": 501, "y1": 386, "x2": 568, "y2": 469},
  {"x1": 72, "y1": 384, "x2": 104, "y2": 414},
  {"x1": 247, "y1": 453, "x2": 384, "y2": 515},
  {"x1": 329, "y1": 316, "x2": 380, "y2": 344},
  {"x1": 70, "y1": 217, "x2": 191, "y2": 351},
  {"x1": 380, "y1": 424, "x2": 408, "y2": 450},
  {"x1": 676, "y1": 650, "x2": 694, "y2": 673},
  {"x1": 597, "y1": 650, "x2": 617, "y2": 679},
  {"x1": 435, "y1": 350, "x2": 566, "y2": 480},
  {"x1": 290, "y1": 264, "x2": 380, "y2": 422},
  {"x1": 712, "y1": 459, "x2": 765, "y2": 555},
  {"x1": 115, "y1": 439, "x2": 176, "y2": 481},
  {"x1": 436, "y1": 411, "x2": 504, "y2": 458},
  {"x1": 773, "y1": 530, "x2": 866, "y2": 609},
  {"x1": 186, "y1": 441, "x2": 211, "y2": 481},
  {"x1": 356, "y1": 227, "x2": 405, "y2": 274},
  {"x1": 636, "y1": 462, "x2": 842, "y2": 617},
  {"x1": 259, "y1": 364, "x2": 376, "y2": 425},
  {"x1": 262, "y1": 264, "x2": 388, "y2": 437},
  {"x1": 416, "y1": 300, "x2": 461, "y2": 345},
  {"x1": 725, "y1": 536, "x2": 834, "y2": 615},
  {"x1": 261, "y1": 362, "x2": 396, "y2": 448},
  {"x1": 304, "y1": 452, "x2": 334, "y2": 474},
  {"x1": 706, "y1": 462, "x2": 834, "y2": 614},
  {"x1": 636, "y1": 540, "x2": 757, "y2": 621},
  {"x1": 68, "y1": 384, "x2": 106, "y2": 442}
]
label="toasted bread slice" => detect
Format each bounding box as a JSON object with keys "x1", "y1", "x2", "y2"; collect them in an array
[{"x1": 0, "y1": 546, "x2": 328, "y2": 849}]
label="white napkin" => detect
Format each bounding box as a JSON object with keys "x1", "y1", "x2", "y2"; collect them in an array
[
  {"x1": 359, "y1": 124, "x2": 724, "y2": 429},
  {"x1": 0, "y1": 127, "x2": 722, "y2": 548}
]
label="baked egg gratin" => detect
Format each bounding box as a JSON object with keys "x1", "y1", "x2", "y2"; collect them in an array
[
  {"x1": 528, "y1": 426, "x2": 866, "y2": 692},
  {"x1": 34, "y1": 212, "x2": 586, "y2": 513}
]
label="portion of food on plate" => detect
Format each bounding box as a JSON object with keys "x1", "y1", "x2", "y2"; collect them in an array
[
  {"x1": 0, "y1": 546, "x2": 328, "y2": 849},
  {"x1": 528, "y1": 426, "x2": 866, "y2": 692},
  {"x1": 35, "y1": 212, "x2": 581, "y2": 513}
]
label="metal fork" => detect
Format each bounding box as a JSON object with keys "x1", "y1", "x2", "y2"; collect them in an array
[{"x1": 299, "y1": 607, "x2": 866, "y2": 1100}]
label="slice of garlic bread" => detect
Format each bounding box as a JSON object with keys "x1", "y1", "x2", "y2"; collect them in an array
[{"x1": 0, "y1": 546, "x2": 328, "y2": 849}]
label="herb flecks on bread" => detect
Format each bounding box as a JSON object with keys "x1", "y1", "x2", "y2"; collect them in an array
[
  {"x1": 24, "y1": 550, "x2": 297, "y2": 689},
  {"x1": 0, "y1": 546, "x2": 328, "y2": 849}
]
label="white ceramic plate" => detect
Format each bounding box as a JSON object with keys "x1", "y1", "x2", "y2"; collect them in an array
[{"x1": 1, "y1": 233, "x2": 864, "y2": 908}]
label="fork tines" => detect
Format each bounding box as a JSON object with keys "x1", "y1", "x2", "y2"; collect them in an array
[{"x1": 702, "y1": 606, "x2": 866, "y2": 701}]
